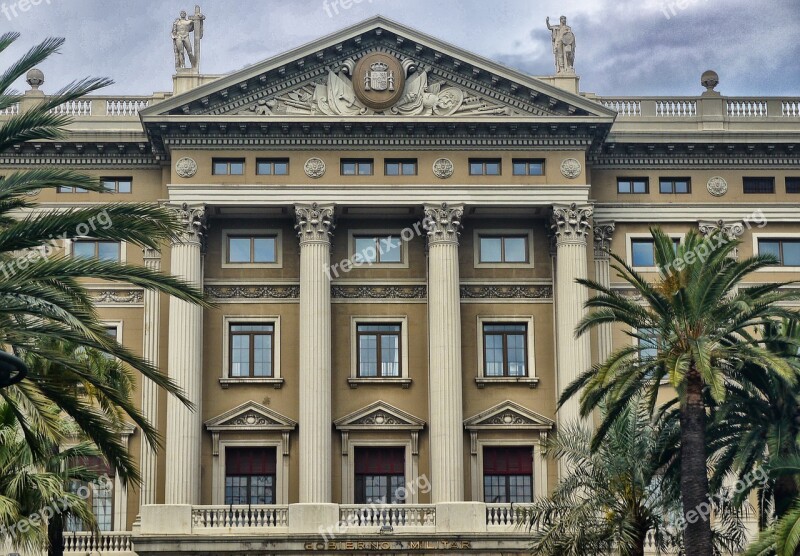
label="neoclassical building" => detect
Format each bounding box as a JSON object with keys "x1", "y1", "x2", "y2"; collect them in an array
[{"x1": 4, "y1": 12, "x2": 799, "y2": 555}]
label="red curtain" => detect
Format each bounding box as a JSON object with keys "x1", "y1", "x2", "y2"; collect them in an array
[
  {"x1": 226, "y1": 447, "x2": 277, "y2": 475},
  {"x1": 354, "y1": 447, "x2": 405, "y2": 474},
  {"x1": 483, "y1": 447, "x2": 533, "y2": 475}
]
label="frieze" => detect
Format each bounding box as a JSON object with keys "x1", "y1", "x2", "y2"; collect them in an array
[
  {"x1": 352, "y1": 411, "x2": 405, "y2": 426},
  {"x1": 91, "y1": 290, "x2": 144, "y2": 304},
  {"x1": 331, "y1": 285, "x2": 426, "y2": 299},
  {"x1": 459, "y1": 285, "x2": 553, "y2": 299},
  {"x1": 204, "y1": 285, "x2": 300, "y2": 299}
]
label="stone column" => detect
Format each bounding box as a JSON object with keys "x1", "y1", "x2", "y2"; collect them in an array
[
  {"x1": 164, "y1": 203, "x2": 206, "y2": 505},
  {"x1": 295, "y1": 203, "x2": 335, "y2": 503},
  {"x1": 551, "y1": 204, "x2": 593, "y2": 425},
  {"x1": 423, "y1": 203, "x2": 465, "y2": 503},
  {"x1": 139, "y1": 247, "x2": 162, "y2": 508},
  {"x1": 593, "y1": 222, "x2": 615, "y2": 365}
]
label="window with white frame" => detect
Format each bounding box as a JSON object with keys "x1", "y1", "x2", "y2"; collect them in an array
[
  {"x1": 476, "y1": 316, "x2": 536, "y2": 383},
  {"x1": 223, "y1": 230, "x2": 282, "y2": 267},
  {"x1": 222, "y1": 316, "x2": 282, "y2": 385},
  {"x1": 627, "y1": 235, "x2": 681, "y2": 269},
  {"x1": 474, "y1": 230, "x2": 534, "y2": 268},
  {"x1": 349, "y1": 317, "x2": 410, "y2": 384},
  {"x1": 72, "y1": 240, "x2": 122, "y2": 262},
  {"x1": 224, "y1": 447, "x2": 277, "y2": 505}
]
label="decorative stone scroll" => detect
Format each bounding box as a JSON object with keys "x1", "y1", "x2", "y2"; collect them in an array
[
  {"x1": 423, "y1": 203, "x2": 464, "y2": 245},
  {"x1": 295, "y1": 203, "x2": 335, "y2": 243},
  {"x1": 551, "y1": 203, "x2": 592, "y2": 245},
  {"x1": 168, "y1": 203, "x2": 207, "y2": 243},
  {"x1": 593, "y1": 221, "x2": 616, "y2": 259}
]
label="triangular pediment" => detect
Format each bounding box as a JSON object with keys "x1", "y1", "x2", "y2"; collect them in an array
[
  {"x1": 335, "y1": 401, "x2": 425, "y2": 431},
  {"x1": 464, "y1": 400, "x2": 554, "y2": 431},
  {"x1": 205, "y1": 401, "x2": 297, "y2": 432},
  {"x1": 143, "y1": 16, "x2": 614, "y2": 121}
]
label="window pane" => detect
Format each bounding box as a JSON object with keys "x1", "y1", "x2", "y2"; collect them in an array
[
  {"x1": 358, "y1": 162, "x2": 373, "y2": 175},
  {"x1": 354, "y1": 237, "x2": 378, "y2": 264},
  {"x1": 253, "y1": 334, "x2": 272, "y2": 377},
  {"x1": 253, "y1": 237, "x2": 276, "y2": 263},
  {"x1": 213, "y1": 162, "x2": 228, "y2": 175},
  {"x1": 507, "y1": 334, "x2": 527, "y2": 376},
  {"x1": 229, "y1": 238, "x2": 252, "y2": 263},
  {"x1": 102, "y1": 179, "x2": 116, "y2": 191},
  {"x1": 513, "y1": 162, "x2": 527, "y2": 175},
  {"x1": 659, "y1": 180, "x2": 673, "y2": 194},
  {"x1": 385, "y1": 162, "x2": 399, "y2": 176},
  {"x1": 675, "y1": 180, "x2": 689, "y2": 193},
  {"x1": 380, "y1": 236, "x2": 402, "y2": 263},
  {"x1": 274, "y1": 162, "x2": 289, "y2": 175},
  {"x1": 485, "y1": 162, "x2": 501, "y2": 175},
  {"x1": 528, "y1": 162, "x2": 544, "y2": 175},
  {"x1": 97, "y1": 242, "x2": 120, "y2": 261},
  {"x1": 381, "y1": 334, "x2": 399, "y2": 377},
  {"x1": 402, "y1": 162, "x2": 416, "y2": 175},
  {"x1": 73, "y1": 242, "x2": 95, "y2": 259},
  {"x1": 257, "y1": 162, "x2": 273, "y2": 175},
  {"x1": 484, "y1": 334, "x2": 504, "y2": 377},
  {"x1": 618, "y1": 180, "x2": 631, "y2": 194},
  {"x1": 631, "y1": 240, "x2": 655, "y2": 267},
  {"x1": 342, "y1": 162, "x2": 356, "y2": 175},
  {"x1": 633, "y1": 180, "x2": 648, "y2": 193},
  {"x1": 480, "y1": 238, "x2": 503, "y2": 263},
  {"x1": 759, "y1": 240, "x2": 781, "y2": 261},
  {"x1": 359, "y1": 335, "x2": 378, "y2": 377},
  {"x1": 231, "y1": 334, "x2": 250, "y2": 377},
  {"x1": 470, "y1": 162, "x2": 484, "y2": 175},
  {"x1": 503, "y1": 237, "x2": 527, "y2": 262},
  {"x1": 230, "y1": 162, "x2": 244, "y2": 175},
  {"x1": 118, "y1": 180, "x2": 132, "y2": 193},
  {"x1": 783, "y1": 242, "x2": 800, "y2": 266}
]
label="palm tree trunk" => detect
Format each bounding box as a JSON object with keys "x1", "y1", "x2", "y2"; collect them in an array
[
  {"x1": 680, "y1": 367, "x2": 714, "y2": 555},
  {"x1": 47, "y1": 512, "x2": 63, "y2": 556}
]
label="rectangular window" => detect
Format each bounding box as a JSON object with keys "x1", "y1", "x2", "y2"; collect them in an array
[
  {"x1": 256, "y1": 158, "x2": 289, "y2": 176},
  {"x1": 638, "y1": 328, "x2": 659, "y2": 360},
  {"x1": 341, "y1": 159, "x2": 374, "y2": 176},
  {"x1": 357, "y1": 324, "x2": 401, "y2": 378},
  {"x1": 227, "y1": 235, "x2": 277, "y2": 264},
  {"x1": 353, "y1": 235, "x2": 402, "y2": 264},
  {"x1": 101, "y1": 177, "x2": 132, "y2": 193},
  {"x1": 385, "y1": 159, "x2": 418, "y2": 176},
  {"x1": 483, "y1": 324, "x2": 528, "y2": 377},
  {"x1": 617, "y1": 177, "x2": 649, "y2": 194},
  {"x1": 230, "y1": 324, "x2": 274, "y2": 377},
  {"x1": 225, "y1": 447, "x2": 277, "y2": 505},
  {"x1": 212, "y1": 158, "x2": 245, "y2": 176},
  {"x1": 469, "y1": 158, "x2": 502, "y2": 176},
  {"x1": 479, "y1": 235, "x2": 528, "y2": 263},
  {"x1": 73, "y1": 240, "x2": 121, "y2": 262},
  {"x1": 630, "y1": 238, "x2": 679, "y2": 268},
  {"x1": 512, "y1": 159, "x2": 545, "y2": 176},
  {"x1": 786, "y1": 178, "x2": 800, "y2": 194},
  {"x1": 743, "y1": 177, "x2": 775, "y2": 194},
  {"x1": 58, "y1": 186, "x2": 88, "y2": 193},
  {"x1": 659, "y1": 177, "x2": 691, "y2": 194},
  {"x1": 354, "y1": 447, "x2": 405, "y2": 505},
  {"x1": 66, "y1": 456, "x2": 114, "y2": 532},
  {"x1": 483, "y1": 447, "x2": 532, "y2": 504},
  {"x1": 758, "y1": 239, "x2": 800, "y2": 266}
]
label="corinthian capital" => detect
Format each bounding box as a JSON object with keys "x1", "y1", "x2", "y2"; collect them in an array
[
  {"x1": 295, "y1": 203, "x2": 335, "y2": 244},
  {"x1": 593, "y1": 221, "x2": 616, "y2": 259},
  {"x1": 423, "y1": 203, "x2": 464, "y2": 245},
  {"x1": 167, "y1": 203, "x2": 207, "y2": 245},
  {"x1": 551, "y1": 203, "x2": 592, "y2": 246}
]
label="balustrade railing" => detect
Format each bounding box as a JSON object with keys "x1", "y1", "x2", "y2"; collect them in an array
[
  {"x1": 727, "y1": 99, "x2": 768, "y2": 117},
  {"x1": 191, "y1": 505, "x2": 289, "y2": 528},
  {"x1": 49, "y1": 99, "x2": 92, "y2": 116},
  {"x1": 485, "y1": 503, "x2": 534, "y2": 528},
  {"x1": 106, "y1": 98, "x2": 150, "y2": 116},
  {"x1": 0, "y1": 103, "x2": 19, "y2": 115},
  {"x1": 63, "y1": 531, "x2": 133, "y2": 552},
  {"x1": 339, "y1": 504, "x2": 436, "y2": 527}
]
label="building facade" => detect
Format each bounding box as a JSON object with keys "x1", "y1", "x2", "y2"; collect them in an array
[{"x1": 5, "y1": 13, "x2": 800, "y2": 556}]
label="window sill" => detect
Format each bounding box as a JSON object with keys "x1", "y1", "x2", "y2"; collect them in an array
[
  {"x1": 347, "y1": 378, "x2": 412, "y2": 389},
  {"x1": 475, "y1": 377, "x2": 539, "y2": 389},
  {"x1": 219, "y1": 377, "x2": 284, "y2": 389}
]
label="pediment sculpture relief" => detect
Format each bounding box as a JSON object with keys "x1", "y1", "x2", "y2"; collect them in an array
[{"x1": 237, "y1": 55, "x2": 522, "y2": 117}]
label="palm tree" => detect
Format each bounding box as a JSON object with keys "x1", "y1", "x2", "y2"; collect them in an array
[
  {"x1": 744, "y1": 457, "x2": 800, "y2": 556},
  {"x1": 528, "y1": 400, "x2": 749, "y2": 556},
  {"x1": 0, "y1": 400, "x2": 100, "y2": 554},
  {"x1": 0, "y1": 30, "x2": 207, "y2": 477},
  {"x1": 561, "y1": 228, "x2": 800, "y2": 555}
]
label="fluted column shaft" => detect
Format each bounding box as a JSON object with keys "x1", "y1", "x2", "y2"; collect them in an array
[
  {"x1": 165, "y1": 204, "x2": 206, "y2": 505},
  {"x1": 593, "y1": 222, "x2": 615, "y2": 365},
  {"x1": 139, "y1": 248, "x2": 161, "y2": 507},
  {"x1": 296, "y1": 204, "x2": 335, "y2": 503},
  {"x1": 424, "y1": 203, "x2": 465, "y2": 503},
  {"x1": 552, "y1": 204, "x2": 593, "y2": 425}
]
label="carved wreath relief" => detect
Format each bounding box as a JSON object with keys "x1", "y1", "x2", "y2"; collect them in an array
[
  {"x1": 560, "y1": 158, "x2": 582, "y2": 179},
  {"x1": 432, "y1": 158, "x2": 455, "y2": 179},
  {"x1": 706, "y1": 176, "x2": 728, "y2": 197},
  {"x1": 175, "y1": 156, "x2": 198, "y2": 178},
  {"x1": 304, "y1": 157, "x2": 326, "y2": 179}
]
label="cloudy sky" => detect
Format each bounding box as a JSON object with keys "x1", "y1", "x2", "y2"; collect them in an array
[{"x1": 2, "y1": 0, "x2": 799, "y2": 97}]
